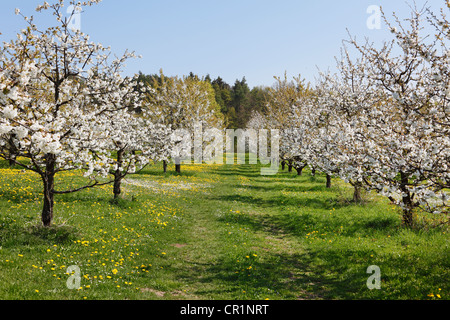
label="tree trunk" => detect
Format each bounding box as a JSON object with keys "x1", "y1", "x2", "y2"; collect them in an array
[
  {"x1": 353, "y1": 184, "x2": 362, "y2": 203},
  {"x1": 281, "y1": 161, "x2": 286, "y2": 171},
  {"x1": 163, "y1": 160, "x2": 167, "y2": 173},
  {"x1": 402, "y1": 208, "x2": 414, "y2": 227},
  {"x1": 400, "y1": 172, "x2": 414, "y2": 227},
  {"x1": 8, "y1": 135, "x2": 17, "y2": 167},
  {"x1": 288, "y1": 160, "x2": 293, "y2": 173},
  {"x1": 113, "y1": 172, "x2": 122, "y2": 199},
  {"x1": 296, "y1": 166, "x2": 304, "y2": 176},
  {"x1": 42, "y1": 155, "x2": 56, "y2": 227},
  {"x1": 175, "y1": 164, "x2": 181, "y2": 173},
  {"x1": 113, "y1": 149, "x2": 124, "y2": 200},
  {"x1": 326, "y1": 174, "x2": 332, "y2": 188},
  {"x1": 311, "y1": 167, "x2": 316, "y2": 176}
]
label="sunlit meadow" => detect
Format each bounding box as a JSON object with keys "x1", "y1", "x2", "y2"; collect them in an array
[{"x1": 0, "y1": 159, "x2": 448, "y2": 300}]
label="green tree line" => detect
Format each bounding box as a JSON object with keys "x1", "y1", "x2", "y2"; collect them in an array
[{"x1": 137, "y1": 71, "x2": 269, "y2": 129}]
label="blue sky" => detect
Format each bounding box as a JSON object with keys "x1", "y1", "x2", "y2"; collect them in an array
[{"x1": 0, "y1": 0, "x2": 442, "y2": 88}]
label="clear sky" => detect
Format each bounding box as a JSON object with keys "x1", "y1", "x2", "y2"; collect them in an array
[{"x1": 0, "y1": 0, "x2": 442, "y2": 88}]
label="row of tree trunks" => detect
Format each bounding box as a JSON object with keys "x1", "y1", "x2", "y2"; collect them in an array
[
  {"x1": 162, "y1": 160, "x2": 181, "y2": 174},
  {"x1": 162, "y1": 160, "x2": 414, "y2": 227},
  {"x1": 280, "y1": 161, "x2": 313, "y2": 177}
]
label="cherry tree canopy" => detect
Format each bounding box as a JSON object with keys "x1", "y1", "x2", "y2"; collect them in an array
[{"x1": 0, "y1": 0, "x2": 153, "y2": 226}]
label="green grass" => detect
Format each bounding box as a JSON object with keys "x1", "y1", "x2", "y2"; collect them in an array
[{"x1": 0, "y1": 159, "x2": 448, "y2": 300}]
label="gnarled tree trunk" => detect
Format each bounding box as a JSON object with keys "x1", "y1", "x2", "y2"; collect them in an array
[
  {"x1": 113, "y1": 149, "x2": 125, "y2": 200},
  {"x1": 353, "y1": 184, "x2": 362, "y2": 203},
  {"x1": 113, "y1": 173, "x2": 122, "y2": 200},
  {"x1": 400, "y1": 172, "x2": 414, "y2": 227},
  {"x1": 42, "y1": 154, "x2": 56, "y2": 227}
]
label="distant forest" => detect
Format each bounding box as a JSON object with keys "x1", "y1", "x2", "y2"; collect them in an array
[{"x1": 137, "y1": 71, "x2": 269, "y2": 129}]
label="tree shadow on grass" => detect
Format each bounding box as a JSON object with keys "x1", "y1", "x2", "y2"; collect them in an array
[
  {"x1": 243, "y1": 183, "x2": 336, "y2": 194},
  {"x1": 177, "y1": 249, "x2": 373, "y2": 300},
  {"x1": 211, "y1": 193, "x2": 351, "y2": 211},
  {"x1": 0, "y1": 189, "x2": 40, "y2": 205},
  {"x1": 210, "y1": 169, "x2": 264, "y2": 179},
  {"x1": 136, "y1": 169, "x2": 197, "y2": 178},
  {"x1": 0, "y1": 223, "x2": 80, "y2": 249},
  {"x1": 214, "y1": 193, "x2": 400, "y2": 239}
]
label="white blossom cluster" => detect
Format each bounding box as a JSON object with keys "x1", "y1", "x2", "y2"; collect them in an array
[
  {"x1": 0, "y1": 1, "x2": 171, "y2": 225},
  {"x1": 144, "y1": 71, "x2": 224, "y2": 165}
]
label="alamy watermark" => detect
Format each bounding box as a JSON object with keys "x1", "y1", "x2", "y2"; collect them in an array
[
  {"x1": 171, "y1": 123, "x2": 280, "y2": 176},
  {"x1": 367, "y1": 265, "x2": 382, "y2": 290},
  {"x1": 367, "y1": 5, "x2": 381, "y2": 30},
  {"x1": 66, "y1": 265, "x2": 81, "y2": 290},
  {"x1": 67, "y1": 4, "x2": 82, "y2": 32}
]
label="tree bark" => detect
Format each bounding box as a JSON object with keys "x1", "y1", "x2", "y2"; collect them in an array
[
  {"x1": 113, "y1": 149, "x2": 124, "y2": 200},
  {"x1": 281, "y1": 161, "x2": 286, "y2": 171},
  {"x1": 353, "y1": 184, "x2": 362, "y2": 203},
  {"x1": 326, "y1": 174, "x2": 332, "y2": 188},
  {"x1": 42, "y1": 155, "x2": 56, "y2": 227},
  {"x1": 163, "y1": 160, "x2": 167, "y2": 173},
  {"x1": 400, "y1": 171, "x2": 414, "y2": 227},
  {"x1": 311, "y1": 167, "x2": 316, "y2": 176},
  {"x1": 8, "y1": 135, "x2": 17, "y2": 167},
  {"x1": 113, "y1": 173, "x2": 122, "y2": 200},
  {"x1": 402, "y1": 208, "x2": 414, "y2": 227},
  {"x1": 288, "y1": 160, "x2": 293, "y2": 173},
  {"x1": 175, "y1": 164, "x2": 181, "y2": 173},
  {"x1": 296, "y1": 166, "x2": 304, "y2": 176},
  {"x1": 9, "y1": 156, "x2": 16, "y2": 167}
]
